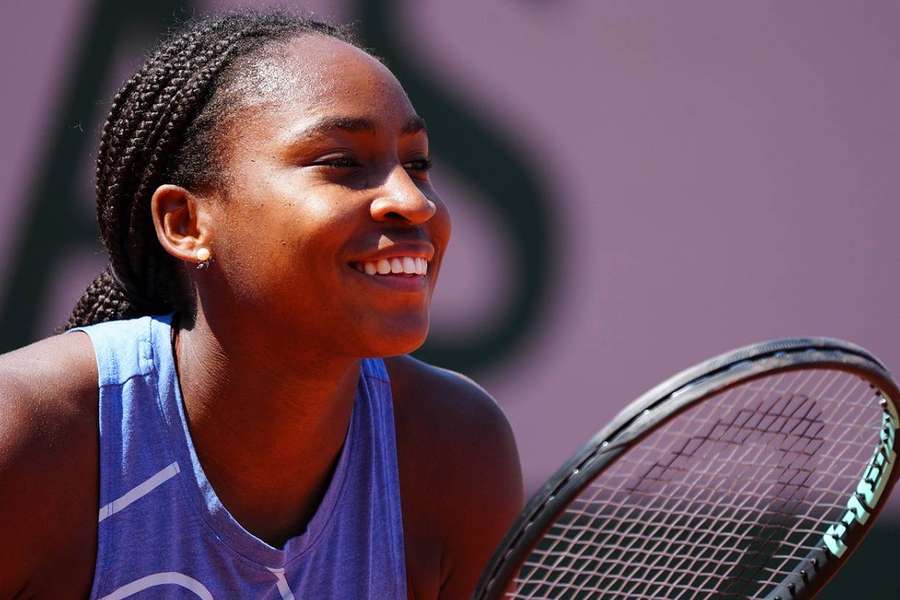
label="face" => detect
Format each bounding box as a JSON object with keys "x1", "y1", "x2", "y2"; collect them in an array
[{"x1": 203, "y1": 34, "x2": 451, "y2": 359}]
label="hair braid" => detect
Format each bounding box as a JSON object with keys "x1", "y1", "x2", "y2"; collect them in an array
[
  {"x1": 123, "y1": 30, "x2": 253, "y2": 307},
  {"x1": 65, "y1": 12, "x2": 354, "y2": 331},
  {"x1": 94, "y1": 28, "x2": 225, "y2": 304},
  {"x1": 96, "y1": 21, "x2": 229, "y2": 201}
]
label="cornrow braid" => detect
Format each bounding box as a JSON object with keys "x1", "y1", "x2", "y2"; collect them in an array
[
  {"x1": 94, "y1": 23, "x2": 232, "y2": 310},
  {"x1": 95, "y1": 20, "x2": 227, "y2": 202},
  {"x1": 64, "y1": 11, "x2": 354, "y2": 330}
]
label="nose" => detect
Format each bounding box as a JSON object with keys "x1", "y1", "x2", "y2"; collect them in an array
[{"x1": 369, "y1": 165, "x2": 437, "y2": 225}]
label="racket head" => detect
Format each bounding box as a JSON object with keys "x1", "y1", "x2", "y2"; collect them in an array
[{"x1": 475, "y1": 338, "x2": 900, "y2": 600}]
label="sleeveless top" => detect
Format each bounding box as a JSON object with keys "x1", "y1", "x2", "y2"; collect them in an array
[{"x1": 71, "y1": 314, "x2": 408, "y2": 599}]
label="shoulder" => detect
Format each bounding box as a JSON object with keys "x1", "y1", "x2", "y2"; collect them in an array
[
  {"x1": 387, "y1": 354, "x2": 512, "y2": 431},
  {"x1": 385, "y1": 356, "x2": 521, "y2": 486},
  {"x1": 386, "y1": 355, "x2": 523, "y2": 598},
  {"x1": 0, "y1": 332, "x2": 99, "y2": 597},
  {"x1": 0, "y1": 330, "x2": 98, "y2": 430}
]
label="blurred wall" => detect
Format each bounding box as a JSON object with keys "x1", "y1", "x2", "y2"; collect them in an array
[{"x1": 2, "y1": 1, "x2": 900, "y2": 596}]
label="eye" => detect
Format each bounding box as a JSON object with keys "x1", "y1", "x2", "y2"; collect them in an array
[
  {"x1": 403, "y1": 157, "x2": 433, "y2": 172},
  {"x1": 312, "y1": 155, "x2": 361, "y2": 169}
]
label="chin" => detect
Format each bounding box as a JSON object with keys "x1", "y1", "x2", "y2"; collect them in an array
[{"x1": 363, "y1": 319, "x2": 430, "y2": 358}]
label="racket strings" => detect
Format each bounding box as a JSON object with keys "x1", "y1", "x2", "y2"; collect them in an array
[
  {"x1": 528, "y1": 382, "x2": 864, "y2": 596},
  {"x1": 518, "y1": 374, "x2": 828, "y2": 594},
  {"x1": 507, "y1": 369, "x2": 883, "y2": 599},
  {"x1": 542, "y1": 402, "x2": 854, "y2": 596}
]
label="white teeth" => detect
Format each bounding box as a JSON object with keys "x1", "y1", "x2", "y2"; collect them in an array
[{"x1": 359, "y1": 257, "x2": 429, "y2": 276}]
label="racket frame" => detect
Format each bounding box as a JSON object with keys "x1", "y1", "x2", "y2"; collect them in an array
[{"x1": 474, "y1": 338, "x2": 900, "y2": 600}]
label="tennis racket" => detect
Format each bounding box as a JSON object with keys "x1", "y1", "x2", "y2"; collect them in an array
[{"x1": 474, "y1": 338, "x2": 899, "y2": 599}]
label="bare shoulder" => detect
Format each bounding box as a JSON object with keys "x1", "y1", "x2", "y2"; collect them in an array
[
  {"x1": 386, "y1": 355, "x2": 523, "y2": 599},
  {"x1": 386, "y1": 355, "x2": 521, "y2": 478},
  {"x1": 0, "y1": 332, "x2": 99, "y2": 597},
  {"x1": 0, "y1": 331, "x2": 98, "y2": 432}
]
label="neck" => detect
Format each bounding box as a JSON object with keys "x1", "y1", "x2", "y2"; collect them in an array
[{"x1": 171, "y1": 305, "x2": 360, "y2": 545}]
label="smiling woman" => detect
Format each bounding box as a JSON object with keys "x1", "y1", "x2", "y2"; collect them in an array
[{"x1": 0, "y1": 11, "x2": 522, "y2": 600}]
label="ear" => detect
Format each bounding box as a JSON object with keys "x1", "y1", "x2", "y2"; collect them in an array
[{"x1": 150, "y1": 184, "x2": 214, "y2": 267}]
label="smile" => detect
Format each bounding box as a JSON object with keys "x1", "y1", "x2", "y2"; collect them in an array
[{"x1": 351, "y1": 257, "x2": 428, "y2": 276}]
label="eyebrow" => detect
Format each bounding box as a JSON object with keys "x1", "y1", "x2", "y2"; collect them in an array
[
  {"x1": 285, "y1": 115, "x2": 427, "y2": 145},
  {"x1": 401, "y1": 115, "x2": 428, "y2": 135}
]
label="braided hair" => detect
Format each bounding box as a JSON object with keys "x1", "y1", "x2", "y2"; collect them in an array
[{"x1": 64, "y1": 11, "x2": 355, "y2": 330}]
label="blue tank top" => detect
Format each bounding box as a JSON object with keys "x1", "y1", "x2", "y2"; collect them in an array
[{"x1": 72, "y1": 314, "x2": 408, "y2": 599}]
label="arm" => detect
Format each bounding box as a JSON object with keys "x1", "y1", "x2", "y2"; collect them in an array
[
  {"x1": 387, "y1": 356, "x2": 524, "y2": 600},
  {"x1": 0, "y1": 333, "x2": 98, "y2": 598},
  {"x1": 433, "y1": 374, "x2": 523, "y2": 599}
]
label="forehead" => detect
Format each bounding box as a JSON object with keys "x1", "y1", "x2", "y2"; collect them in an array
[{"x1": 235, "y1": 33, "x2": 416, "y2": 129}]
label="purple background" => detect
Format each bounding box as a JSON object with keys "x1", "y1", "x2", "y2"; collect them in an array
[{"x1": 3, "y1": 0, "x2": 900, "y2": 527}]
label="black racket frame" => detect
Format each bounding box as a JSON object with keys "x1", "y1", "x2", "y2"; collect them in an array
[{"x1": 473, "y1": 338, "x2": 900, "y2": 600}]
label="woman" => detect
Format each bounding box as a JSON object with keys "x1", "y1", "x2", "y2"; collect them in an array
[{"x1": 0, "y1": 12, "x2": 523, "y2": 599}]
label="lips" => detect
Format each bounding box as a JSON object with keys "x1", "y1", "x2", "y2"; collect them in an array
[
  {"x1": 348, "y1": 242, "x2": 434, "y2": 278},
  {"x1": 346, "y1": 241, "x2": 434, "y2": 296}
]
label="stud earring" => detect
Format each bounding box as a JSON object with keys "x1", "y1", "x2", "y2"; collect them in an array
[{"x1": 195, "y1": 247, "x2": 212, "y2": 270}]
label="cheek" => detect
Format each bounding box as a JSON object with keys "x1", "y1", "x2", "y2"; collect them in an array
[
  {"x1": 437, "y1": 204, "x2": 452, "y2": 245},
  {"x1": 429, "y1": 204, "x2": 453, "y2": 272},
  {"x1": 215, "y1": 199, "x2": 352, "y2": 292},
  {"x1": 424, "y1": 186, "x2": 452, "y2": 241}
]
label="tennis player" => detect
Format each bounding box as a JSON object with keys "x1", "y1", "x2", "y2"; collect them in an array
[{"x1": 0, "y1": 12, "x2": 523, "y2": 599}]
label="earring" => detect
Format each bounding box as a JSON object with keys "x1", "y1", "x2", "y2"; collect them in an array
[{"x1": 195, "y1": 247, "x2": 212, "y2": 270}]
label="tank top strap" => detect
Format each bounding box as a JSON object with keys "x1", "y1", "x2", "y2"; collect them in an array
[
  {"x1": 70, "y1": 314, "x2": 159, "y2": 387},
  {"x1": 360, "y1": 356, "x2": 390, "y2": 381},
  {"x1": 68, "y1": 315, "x2": 178, "y2": 540}
]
